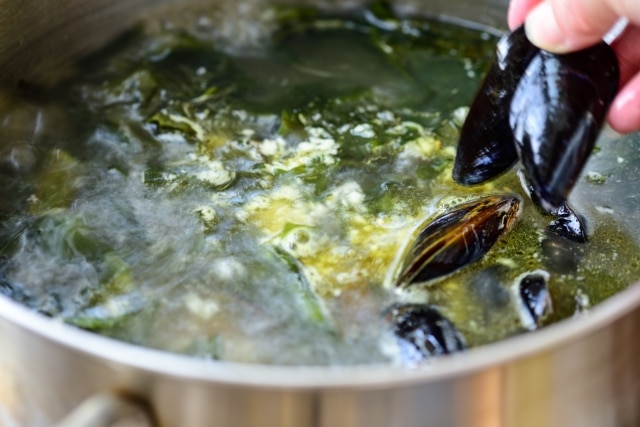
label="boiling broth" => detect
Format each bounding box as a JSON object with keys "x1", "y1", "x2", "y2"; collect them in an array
[{"x1": 1, "y1": 6, "x2": 640, "y2": 365}]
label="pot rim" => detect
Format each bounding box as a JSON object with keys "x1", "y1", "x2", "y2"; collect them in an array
[{"x1": 2, "y1": 278, "x2": 639, "y2": 389}]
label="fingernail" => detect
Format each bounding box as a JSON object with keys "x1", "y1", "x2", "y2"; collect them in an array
[{"x1": 525, "y1": 2, "x2": 572, "y2": 52}]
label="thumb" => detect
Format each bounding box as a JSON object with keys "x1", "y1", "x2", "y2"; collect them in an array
[{"x1": 525, "y1": 0, "x2": 618, "y2": 52}]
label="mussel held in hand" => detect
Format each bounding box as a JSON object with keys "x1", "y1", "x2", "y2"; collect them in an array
[
  {"x1": 452, "y1": 26, "x2": 537, "y2": 185},
  {"x1": 510, "y1": 42, "x2": 619, "y2": 212},
  {"x1": 454, "y1": 26, "x2": 619, "y2": 214}
]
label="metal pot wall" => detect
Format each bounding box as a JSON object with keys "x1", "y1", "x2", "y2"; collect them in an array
[{"x1": 1, "y1": 1, "x2": 640, "y2": 426}]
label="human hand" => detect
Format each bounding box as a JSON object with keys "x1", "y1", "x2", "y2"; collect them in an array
[{"x1": 507, "y1": 0, "x2": 640, "y2": 133}]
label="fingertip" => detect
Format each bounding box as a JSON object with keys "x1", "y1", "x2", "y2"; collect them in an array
[
  {"x1": 524, "y1": 0, "x2": 611, "y2": 53},
  {"x1": 507, "y1": 0, "x2": 543, "y2": 30},
  {"x1": 507, "y1": 13, "x2": 519, "y2": 31},
  {"x1": 525, "y1": 2, "x2": 573, "y2": 52},
  {"x1": 507, "y1": 2, "x2": 522, "y2": 30},
  {"x1": 606, "y1": 115, "x2": 637, "y2": 134},
  {"x1": 608, "y1": 84, "x2": 640, "y2": 134}
]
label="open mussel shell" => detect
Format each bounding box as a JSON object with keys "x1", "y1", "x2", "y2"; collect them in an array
[
  {"x1": 452, "y1": 26, "x2": 537, "y2": 185},
  {"x1": 510, "y1": 42, "x2": 619, "y2": 212},
  {"x1": 383, "y1": 303, "x2": 466, "y2": 364},
  {"x1": 395, "y1": 195, "x2": 521, "y2": 288}
]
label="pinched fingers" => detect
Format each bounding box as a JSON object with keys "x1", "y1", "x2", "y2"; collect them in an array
[
  {"x1": 523, "y1": 0, "x2": 638, "y2": 52},
  {"x1": 507, "y1": 0, "x2": 640, "y2": 133}
]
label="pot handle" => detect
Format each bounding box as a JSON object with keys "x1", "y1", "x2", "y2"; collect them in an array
[{"x1": 55, "y1": 392, "x2": 154, "y2": 427}]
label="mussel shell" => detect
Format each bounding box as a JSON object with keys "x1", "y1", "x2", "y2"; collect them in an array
[
  {"x1": 513, "y1": 270, "x2": 552, "y2": 330},
  {"x1": 452, "y1": 26, "x2": 538, "y2": 185},
  {"x1": 510, "y1": 42, "x2": 619, "y2": 212},
  {"x1": 396, "y1": 195, "x2": 521, "y2": 287},
  {"x1": 547, "y1": 203, "x2": 588, "y2": 243},
  {"x1": 384, "y1": 303, "x2": 465, "y2": 363},
  {"x1": 518, "y1": 169, "x2": 588, "y2": 243}
]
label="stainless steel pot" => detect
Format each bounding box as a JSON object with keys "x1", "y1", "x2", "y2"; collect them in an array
[{"x1": 2, "y1": 1, "x2": 640, "y2": 426}]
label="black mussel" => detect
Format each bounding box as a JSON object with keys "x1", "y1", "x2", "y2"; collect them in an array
[
  {"x1": 547, "y1": 203, "x2": 588, "y2": 243},
  {"x1": 384, "y1": 303, "x2": 465, "y2": 363},
  {"x1": 396, "y1": 195, "x2": 521, "y2": 287},
  {"x1": 510, "y1": 42, "x2": 619, "y2": 212},
  {"x1": 453, "y1": 26, "x2": 538, "y2": 185},
  {"x1": 513, "y1": 270, "x2": 552, "y2": 329},
  {"x1": 518, "y1": 169, "x2": 588, "y2": 243}
]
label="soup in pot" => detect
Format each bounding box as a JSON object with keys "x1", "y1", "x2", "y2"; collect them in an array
[{"x1": 1, "y1": 4, "x2": 640, "y2": 365}]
